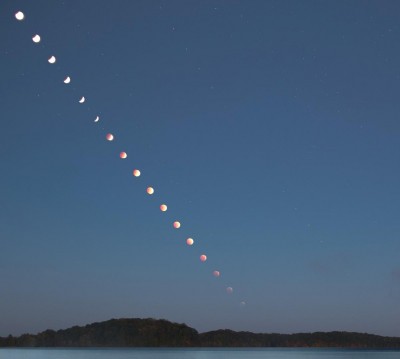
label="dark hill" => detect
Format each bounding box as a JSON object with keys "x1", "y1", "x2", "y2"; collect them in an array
[
  {"x1": 1, "y1": 318, "x2": 400, "y2": 348},
  {"x1": 0, "y1": 318, "x2": 199, "y2": 347}
]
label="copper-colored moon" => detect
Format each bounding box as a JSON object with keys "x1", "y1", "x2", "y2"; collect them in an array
[
  {"x1": 213, "y1": 270, "x2": 220, "y2": 277},
  {"x1": 106, "y1": 133, "x2": 114, "y2": 141},
  {"x1": 173, "y1": 221, "x2": 181, "y2": 229},
  {"x1": 226, "y1": 287, "x2": 233, "y2": 294},
  {"x1": 160, "y1": 204, "x2": 167, "y2": 212},
  {"x1": 146, "y1": 187, "x2": 154, "y2": 195},
  {"x1": 119, "y1": 152, "x2": 127, "y2": 159},
  {"x1": 186, "y1": 238, "x2": 194, "y2": 246},
  {"x1": 200, "y1": 254, "x2": 207, "y2": 262},
  {"x1": 133, "y1": 169, "x2": 141, "y2": 177}
]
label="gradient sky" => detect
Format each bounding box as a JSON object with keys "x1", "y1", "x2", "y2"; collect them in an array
[{"x1": 1, "y1": 0, "x2": 400, "y2": 337}]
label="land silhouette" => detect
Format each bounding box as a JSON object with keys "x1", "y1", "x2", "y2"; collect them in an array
[{"x1": 1, "y1": 318, "x2": 400, "y2": 348}]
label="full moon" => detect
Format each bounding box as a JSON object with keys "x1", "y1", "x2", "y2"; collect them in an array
[{"x1": 15, "y1": 11, "x2": 25, "y2": 20}]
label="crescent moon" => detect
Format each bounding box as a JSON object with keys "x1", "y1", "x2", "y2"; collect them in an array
[
  {"x1": 79, "y1": 96, "x2": 85, "y2": 103},
  {"x1": 64, "y1": 76, "x2": 71, "y2": 84}
]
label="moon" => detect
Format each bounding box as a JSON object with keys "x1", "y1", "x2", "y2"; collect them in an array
[
  {"x1": 133, "y1": 169, "x2": 141, "y2": 177},
  {"x1": 160, "y1": 204, "x2": 167, "y2": 212},
  {"x1": 146, "y1": 187, "x2": 154, "y2": 195},
  {"x1": 32, "y1": 34, "x2": 41, "y2": 43},
  {"x1": 64, "y1": 76, "x2": 71, "y2": 84},
  {"x1": 106, "y1": 133, "x2": 114, "y2": 141},
  {"x1": 119, "y1": 152, "x2": 127, "y2": 159},
  {"x1": 186, "y1": 238, "x2": 194, "y2": 246},
  {"x1": 213, "y1": 270, "x2": 220, "y2": 277},
  {"x1": 94, "y1": 116, "x2": 100, "y2": 123},
  {"x1": 173, "y1": 221, "x2": 181, "y2": 229},
  {"x1": 15, "y1": 11, "x2": 25, "y2": 21},
  {"x1": 200, "y1": 254, "x2": 207, "y2": 262},
  {"x1": 48, "y1": 56, "x2": 56, "y2": 64},
  {"x1": 226, "y1": 287, "x2": 233, "y2": 294},
  {"x1": 78, "y1": 96, "x2": 85, "y2": 103}
]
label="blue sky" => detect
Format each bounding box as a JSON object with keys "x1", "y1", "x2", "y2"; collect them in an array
[{"x1": 1, "y1": 0, "x2": 400, "y2": 337}]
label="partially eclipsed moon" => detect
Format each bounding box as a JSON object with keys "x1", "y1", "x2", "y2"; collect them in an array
[
  {"x1": 94, "y1": 116, "x2": 100, "y2": 122},
  {"x1": 106, "y1": 133, "x2": 114, "y2": 141},
  {"x1": 173, "y1": 221, "x2": 181, "y2": 229},
  {"x1": 64, "y1": 77, "x2": 71, "y2": 84},
  {"x1": 226, "y1": 287, "x2": 233, "y2": 294},
  {"x1": 15, "y1": 11, "x2": 25, "y2": 21},
  {"x1": 146, "y1": 187, "x2": 154, "y2": 195},
  {"x1": 32, "y1": 34, "x2": 41, "y2": 43},
  {"x1": 119, "y1": 152, "x2": 127, "y2": 159},
  {"x1": 133, "y1": 169, "x2": 141, "y2": 177},
  {"x1": 160, "y1": 204, "x2": 167, "y2": 212},
  {"x1": 48, "y1": 56, "x2": 56, "y2": 64},
  {"x1": 79, "y1": 96, "x2": 85, "y2": 103},
  {"x1": 186, "y1": 238, "x2": 194, "y2": 246},
  {"x1": 200, "y1": 254, "x2": 207, "y2": 262}
]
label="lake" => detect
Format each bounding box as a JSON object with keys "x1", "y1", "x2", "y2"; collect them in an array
[{"x1": 1, "y1": 348, "x2": 400, "y2": 359}]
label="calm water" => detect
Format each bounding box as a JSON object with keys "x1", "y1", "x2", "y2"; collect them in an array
[{"x1": 0, "y1": 348, "x2": 399, "y2": 359}]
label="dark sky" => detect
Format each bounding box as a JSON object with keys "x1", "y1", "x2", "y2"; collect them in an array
[{"x1": 1, "y1": 0, "x2": 400, "y2": 337}]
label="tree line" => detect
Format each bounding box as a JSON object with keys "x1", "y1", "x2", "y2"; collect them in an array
[{"x1": 1, "y1": 318, "x2": 400, "y2": 348}]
